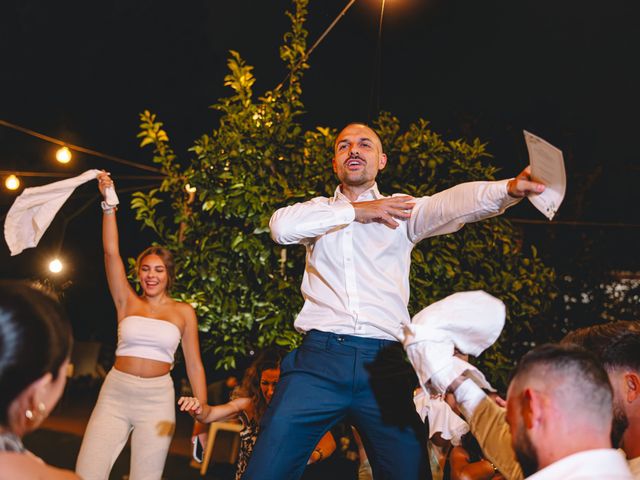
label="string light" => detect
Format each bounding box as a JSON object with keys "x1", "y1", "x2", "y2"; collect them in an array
[
  {"x1": 5, "y1": 174, "x2": 20, "y2": 190},
  {"x1": 48, "y1": 258, "x2": 63, "y2": 273},
  {"x1": 56, "y1": 146, "x2": 72, "y2": 164}
]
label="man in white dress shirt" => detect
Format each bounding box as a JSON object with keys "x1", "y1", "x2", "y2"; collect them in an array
[{"x1": 242, "y1": 122, "x2": 545, "y2": 480}]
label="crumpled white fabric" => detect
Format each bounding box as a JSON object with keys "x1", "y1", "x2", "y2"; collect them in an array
[
  {"x1": 450, "y1": 356, "x2": 496, "y2": 392},
  {"x1": 414, "y1": 390, "x2": 469, "y2": 446},
  {"x1": 402, "y1": 291, "x2": 505, "y2": 392},
  {"x1": 4, "y1": 169, "x2": 118, "y2": 256}
]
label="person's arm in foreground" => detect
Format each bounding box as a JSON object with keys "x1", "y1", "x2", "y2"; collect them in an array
[
  {"x1": 178, "y1": 396, "x2": 251, "y2": 424},
  {"x1": 449, "y1": 377, "x2": 523, "y2": 480}
]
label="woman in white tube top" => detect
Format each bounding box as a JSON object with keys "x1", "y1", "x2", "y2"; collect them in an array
[{"x1": 75, "y1": 171, "x2": 207, "y2": 480}]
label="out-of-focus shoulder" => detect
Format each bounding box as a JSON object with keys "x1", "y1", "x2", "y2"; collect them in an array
[{"x1": 0, "y1": 453, "x2": 80, "y2": 479}]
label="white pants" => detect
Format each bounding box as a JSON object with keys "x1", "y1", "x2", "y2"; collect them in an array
[{"x1": 76, "y1": 368, "x2": 175, "y2": 480}]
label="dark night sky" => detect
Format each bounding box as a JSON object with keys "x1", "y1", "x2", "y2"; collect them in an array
[{"x1": 1, "y1": 0, "x2": 639, "y2": 346}]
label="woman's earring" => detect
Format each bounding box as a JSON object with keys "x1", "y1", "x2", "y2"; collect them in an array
[
  {"x1": 25, "y1": 409, "x2": 34, "y2": 420},
  {"x1": 37, "y1": 402, "x2": 46, "y2": 414}
]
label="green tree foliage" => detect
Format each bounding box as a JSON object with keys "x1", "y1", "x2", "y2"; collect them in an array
[{"x1": 132, "y1": 0, "x2": 555, "y2": 385}]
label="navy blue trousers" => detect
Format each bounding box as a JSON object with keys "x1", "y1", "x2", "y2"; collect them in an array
[{"x1": 243, "y1": 330, "x2": 430, "y2": 480}]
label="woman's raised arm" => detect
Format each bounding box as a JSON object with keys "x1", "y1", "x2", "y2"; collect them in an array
[{"x1": 97, "y1": 172, "x2": 134, "y2": 313}]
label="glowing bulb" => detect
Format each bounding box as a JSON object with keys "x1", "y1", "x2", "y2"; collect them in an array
[
  {"x1": 49, "y1": 258, "x2": 63, "y2": 273},
  {"x1": 5, "y1": 175, "x2": 20, "y2": 190},
  {"x1": 56, "y1": 146, "x2": 72, "y2": 164}
]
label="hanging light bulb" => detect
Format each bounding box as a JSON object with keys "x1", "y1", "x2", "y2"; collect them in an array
[
  {"x1": 48, "y1": 258, "x2": 63, "y2": 273},
  {"x1": 5, "y1": 174, "x2": 20, "y2": 190},
  {"x1": 56, "y1": 146, "x2": 72, "y2": 164}
]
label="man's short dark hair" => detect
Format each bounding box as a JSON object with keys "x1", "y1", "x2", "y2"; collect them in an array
[
  {"x1": 510, "y1": 343, "x2": 612, "y2": 419},
  {"x1": 562, "y1": 321, "x2": 640, "y2": 372}
]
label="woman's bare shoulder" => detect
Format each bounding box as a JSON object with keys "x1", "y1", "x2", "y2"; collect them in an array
[
  {"x1": 0, "y1": 453, "x2": 80, "y2": 480},
  {"x1": 173, "y1": 300, "x2": 196, "y2": 321}
]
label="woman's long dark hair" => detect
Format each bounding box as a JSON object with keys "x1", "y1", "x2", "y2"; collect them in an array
[
  {"x1": 233, "y1": 349, "x2": 282, "y2": 424},
  {"x1": 0, "y1": 281, "x2": 73, "y2": 425}
]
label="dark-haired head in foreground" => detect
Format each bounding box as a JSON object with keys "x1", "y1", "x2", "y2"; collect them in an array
[
  {"x1": 0, "y1": 281, "x2": 73, "y2": 433},
  {"x1": 562, "y1": 321, "x2": 640, "y2": 458},
  {"x1": 0, "y1": 281, "x2": 77, "y2": 480},
  {"x1": 506, "y1": 343, "x2": 613, "y2": 477}
]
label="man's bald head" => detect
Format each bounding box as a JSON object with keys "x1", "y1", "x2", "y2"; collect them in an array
[{"x1": 334, "y1": 122, "x2": 384, "y2": 152}]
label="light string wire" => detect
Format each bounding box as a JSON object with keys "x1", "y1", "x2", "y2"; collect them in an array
[
  {"x1": 0, "y1": 119, "x2": 163, "y2": 174},
  {"x1": 369, "y1": 0, "x2": 386, "y2": 120},
  {"x1": 275, "y1": 0, "x2": 358, "y2": 92}
]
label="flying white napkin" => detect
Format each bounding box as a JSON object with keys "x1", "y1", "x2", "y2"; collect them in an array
[
  {"x1": 4, "y1": 169, "x2": 118, "y2": 256},
  {"x1": 402, "y1": 291, "x2": 506, "y2": 393}
]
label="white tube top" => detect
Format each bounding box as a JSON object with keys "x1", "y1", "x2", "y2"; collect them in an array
[{"x1": 115, "y1": 315, "x2": 181, "y2": 364}]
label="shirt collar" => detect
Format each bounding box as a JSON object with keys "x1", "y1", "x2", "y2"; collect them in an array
[{"x1": 333, "y1": 183, "x2": 383, "y2": 203}]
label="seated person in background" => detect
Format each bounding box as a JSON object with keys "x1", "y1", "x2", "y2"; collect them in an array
[
  {"x1": 0, "y1": 281, "x2": 79, "y2": 480},
  {"x1": 179, "y1": 349, "x2": 336, "y2": 480}
]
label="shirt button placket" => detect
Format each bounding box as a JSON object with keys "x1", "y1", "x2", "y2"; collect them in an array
[{"x1": 343, "y1": 225, "x2": 359, "y2": 331}]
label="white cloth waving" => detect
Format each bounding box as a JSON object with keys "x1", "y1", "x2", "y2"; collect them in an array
[
  {"x1": 402, "y1": 291, "x2": 506, "y2": 393},
  {"x1": 4, "y1": 169, "x2": 118, "y2": 256}
]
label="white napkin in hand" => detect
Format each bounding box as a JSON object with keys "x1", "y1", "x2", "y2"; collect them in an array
[
  {"x1": 402, "y1": 291, "x2": 505, "y2": 394},
  {"x1": 4, "y1": 169, "x2": 119, "y2": 256},
  {"x1": 104, "y1": 186, "x2": 119, "y2": 206}
]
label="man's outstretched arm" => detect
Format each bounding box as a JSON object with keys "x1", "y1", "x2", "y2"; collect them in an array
[{"x1": 408, "y1": 166, "x2": 545, "y2": 243}]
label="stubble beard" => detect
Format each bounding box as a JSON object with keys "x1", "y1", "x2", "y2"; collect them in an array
[
  {"x1": 514, "y1": 423, "x2": 540, "y2": 477},
  {"x1": 611, "y1": 401, "x2": 629, "y2": 448}
]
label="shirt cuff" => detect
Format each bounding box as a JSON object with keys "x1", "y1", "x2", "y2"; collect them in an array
[
  {"x1": 454, "y1": 378, "x2": 487, "y2": 419},
  {"x1": 499, "y1": 179, "x2": 523, "y2": 208},
  {"x1": 333, "y1": 202, "x2": 356, "y2": 225}
]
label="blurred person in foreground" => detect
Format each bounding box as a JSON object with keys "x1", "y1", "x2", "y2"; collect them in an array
[{"x1": 0, "y1": 281, "x2": 79, "y2": 480}]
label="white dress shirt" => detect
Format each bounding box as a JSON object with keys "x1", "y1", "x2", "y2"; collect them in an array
[
  {"x1": 269, "y1": 179, "x2": 519, "y2": 340},
  {"x1": 527, "y1": 449, "x2": 633, "y2": 479}
]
